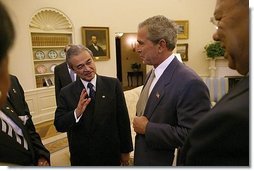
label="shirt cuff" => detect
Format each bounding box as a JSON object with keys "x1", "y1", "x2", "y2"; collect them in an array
[{"x1": 74, "y1": 109, "x2": 82, "y2": 123}]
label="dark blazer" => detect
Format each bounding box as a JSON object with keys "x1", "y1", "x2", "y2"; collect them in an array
[
  {"x1": 87, "y1": 44, "x2": 105, "y2": 56},
  {"x1": 54, "y1": 75, "x2": 133, "y2": 166},
  {"x1": 54, "y1": 62, "x2": 72, "y2": 105},
  {"x1": 134, "y1": 57, "x2": 211, "y2": 166},
  {"x1": 180, "y1": 76, "x2": 249, "y2": 166},
  {"x1": 0, "y1": 75, "x2": 50, "y2": 165}
]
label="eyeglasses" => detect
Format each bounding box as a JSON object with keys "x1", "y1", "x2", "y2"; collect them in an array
[{"x1": 210, "y1": 17, "x2": 219, "y2": 30}]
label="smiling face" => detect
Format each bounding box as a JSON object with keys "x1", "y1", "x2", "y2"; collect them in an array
[
  {"x1": 212, "y1": 0, "x2": 249, "y2": 75},
  {"x1": 70, "y1": 50, "x2": 96, "y2": 82}
]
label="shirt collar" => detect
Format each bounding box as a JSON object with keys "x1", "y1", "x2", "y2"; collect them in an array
[
  {"x1": 154, "y1": 54, "x2": 175, "y2": 79},
  {"x1": 81, "y1": 74, "x2": 97, "y2": 90}
]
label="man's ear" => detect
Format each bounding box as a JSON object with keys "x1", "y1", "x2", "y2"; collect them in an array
[{"x1": 158, "y1": 39, "x2": 167, "y2": 53}]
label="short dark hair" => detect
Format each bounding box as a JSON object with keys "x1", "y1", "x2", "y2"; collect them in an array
[{"x1": 0, "y1": 1, "x2": 15, "y2": 61}]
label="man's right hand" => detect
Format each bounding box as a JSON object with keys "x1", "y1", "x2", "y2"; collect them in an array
[{"x1": 75, "y1": 89, "x2": 91, "y2": 118}]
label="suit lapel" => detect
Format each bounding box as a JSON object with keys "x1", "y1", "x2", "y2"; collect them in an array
[
  {"x1": 8, "y1": 87, "x2": 23, "y2": 116},
  {"x1": 73, "y1": 79, "x2": 86, "y2": 102},
  {"x1": 145, "y1": 57, "x2": 180, "y2": 119},
  {"x1": 90, "y1": 76, "x2": 110, "y2": 132},
  {"x1": 91, "y1": 76, "x2": 103, "y2": 127}
]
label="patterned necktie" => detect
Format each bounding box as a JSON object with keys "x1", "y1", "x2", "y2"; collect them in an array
[
  {"x1": 136, "y1": 70, "x2": 155, "y2": 116},
  {"x1": 87, "y1": 82, "x2": 96, "y2": 100}
]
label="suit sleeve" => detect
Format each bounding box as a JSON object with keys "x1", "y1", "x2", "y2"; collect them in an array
[
  {"x1": 115, "y1": 79, "x2": 133, "y2": 153},
  {"x1": 145, "y1": 79, "x2": 211, "y2": 149},
  {"x1": 12, "y1": 76, "x2": 50, "y2": 163},
  {"x1": 54, "y1": 87, "x2": 77, "y2": 132}
]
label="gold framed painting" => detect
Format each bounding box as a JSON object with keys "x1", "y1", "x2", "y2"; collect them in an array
[
  {"x1": 176, "y1": 43, "x2": 188, "y2": 61},
  {"x1": 175, "y1": 20, "x2": 189, "y2": 39},
  {"x1": 81, "y1": 27, "x2": 110, "y2": 61}
]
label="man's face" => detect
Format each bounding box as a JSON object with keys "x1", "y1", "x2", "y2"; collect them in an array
[
  {"x1": 91, "y1": 36, "x2": 97, "y2": 45},
  {"x1": 136, "y1": 26, "x2": 160, "y2": 67},
  {"x1": 212, "y1": 0, "x2": 249, "y2": 75},
  {"x1": 71, "y1": 51, "x2": 96, "y2": 81}
]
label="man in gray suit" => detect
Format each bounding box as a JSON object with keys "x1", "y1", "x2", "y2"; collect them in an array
[
  {"x1": 132, "y1": 15, "x2": 211, "y2": 166},
  {"x1": 54, "y1": 45, "x2": 133, "y2": 166}
]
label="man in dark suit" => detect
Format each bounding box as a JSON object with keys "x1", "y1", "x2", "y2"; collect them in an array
[
  {"x1": 54, "y1": 45, "x2": 77, "y2": 105},
  {"x1": 132, "y1": 15, "x2": 211, "y2": 166},
  {"x1": 180, "y1": 0, "x2": 249, "y2": 166},
  {"x1": 0, "y1": 75, "x2": 50, "y2": 165},
  {"x1": 87, "y1": 35, "x2": 105, "y2": 56},
  {"x1": 54, "y1": 44, "x2": 133, "y2": 166},
  {"x1": 54, "y1": 61, "x2": 76, "y2": 105}
]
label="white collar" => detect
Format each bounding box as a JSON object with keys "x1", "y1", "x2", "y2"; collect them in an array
[
  {"x1": 154, "y1": 54, "x2": 175, "y2": 79},
  {"x1": 81, "y1": 74, "x2": 97, "y2": 90}
]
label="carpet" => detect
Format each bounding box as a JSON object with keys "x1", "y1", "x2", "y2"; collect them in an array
[
  {"x1": 44, "y1": 137, "x2": 69, "y2": 154},
  {"x1": 35, "y1": 120, "x2": 69, "y2": 154}
]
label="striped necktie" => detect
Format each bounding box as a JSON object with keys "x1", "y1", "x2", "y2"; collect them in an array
[
  {"x1": 87, "y1": 82, "x2": 96, "y2": 100},
  {"x1": 136, "y1": 70, "x2": 155, "y2": 116}
]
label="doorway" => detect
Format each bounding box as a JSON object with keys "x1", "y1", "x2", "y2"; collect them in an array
[{"x1": 115, "y1": 33, "x2": 146, "y2": 90}]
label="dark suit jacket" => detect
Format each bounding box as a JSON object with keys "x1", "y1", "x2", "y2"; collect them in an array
[
  {"x1": 54, "y1": 62, "x2": 72, "y2": 105},
  {"x1": 87, "y1": 44, "x2": 105, "y2": 56},
  {"x1": 54, "y1": 75, "x2": 133, "y2": 165},
  {"x1": 180, "y1": 76, "x2": 249, "y2": 166},
  {"x1": 0, "y1": 75, "x2": 50, "y2": 165},
  {"x1": 134, "y1": 57, "x2": 211, "y2": 166}
]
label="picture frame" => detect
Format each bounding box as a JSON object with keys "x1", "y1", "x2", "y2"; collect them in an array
[
  {"x1": 176, "y1": 43, "x2": 188, "y2": 61},
  {"x1": 175, "y1": 20, "x2": 189, "y2": 39},
  {"x1": 42, "y1": 77, "x2": 53, "y2": 87},
  {"x1": 81, "y1": 27, "x2": 110, "y2": 61}
]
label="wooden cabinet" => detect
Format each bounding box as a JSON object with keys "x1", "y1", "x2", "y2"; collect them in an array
[
  {"x1": 29, "y1": 8, "x2": 73, "y2": 88},
  {"x1": 31, "y1": 32, "x2": 72, "y2": 88},
  {"x1": 25, "y1": 86, "x2": 56, "y2": 124}
]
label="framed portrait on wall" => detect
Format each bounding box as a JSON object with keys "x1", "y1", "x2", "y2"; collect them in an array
[
  {"x1": 176, "y1": 43, "x2": 188, "y2": 61},
  {"x1": 81, "y1": 27, "x2": 110, "y2": 61},
  {"x1": 175, "y1": 20, "x2": 189, "y2": 39}
]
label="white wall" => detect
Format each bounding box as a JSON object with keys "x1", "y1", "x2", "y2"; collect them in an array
[{"x1": 3, "y1": 0, "x2": 217, "y2": 90}]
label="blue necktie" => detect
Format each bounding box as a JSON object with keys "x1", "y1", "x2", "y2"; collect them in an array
[{"x1": 87, "y1": 82, "x2": 96, "y2": 100}]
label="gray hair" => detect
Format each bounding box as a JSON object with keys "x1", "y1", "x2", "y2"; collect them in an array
[
  {"x1": 65, "y1": 44, "x2": 93, "y2": 68},
  {"x1": 138, "y1": 15, "x2": 177, "y2": 50}
]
